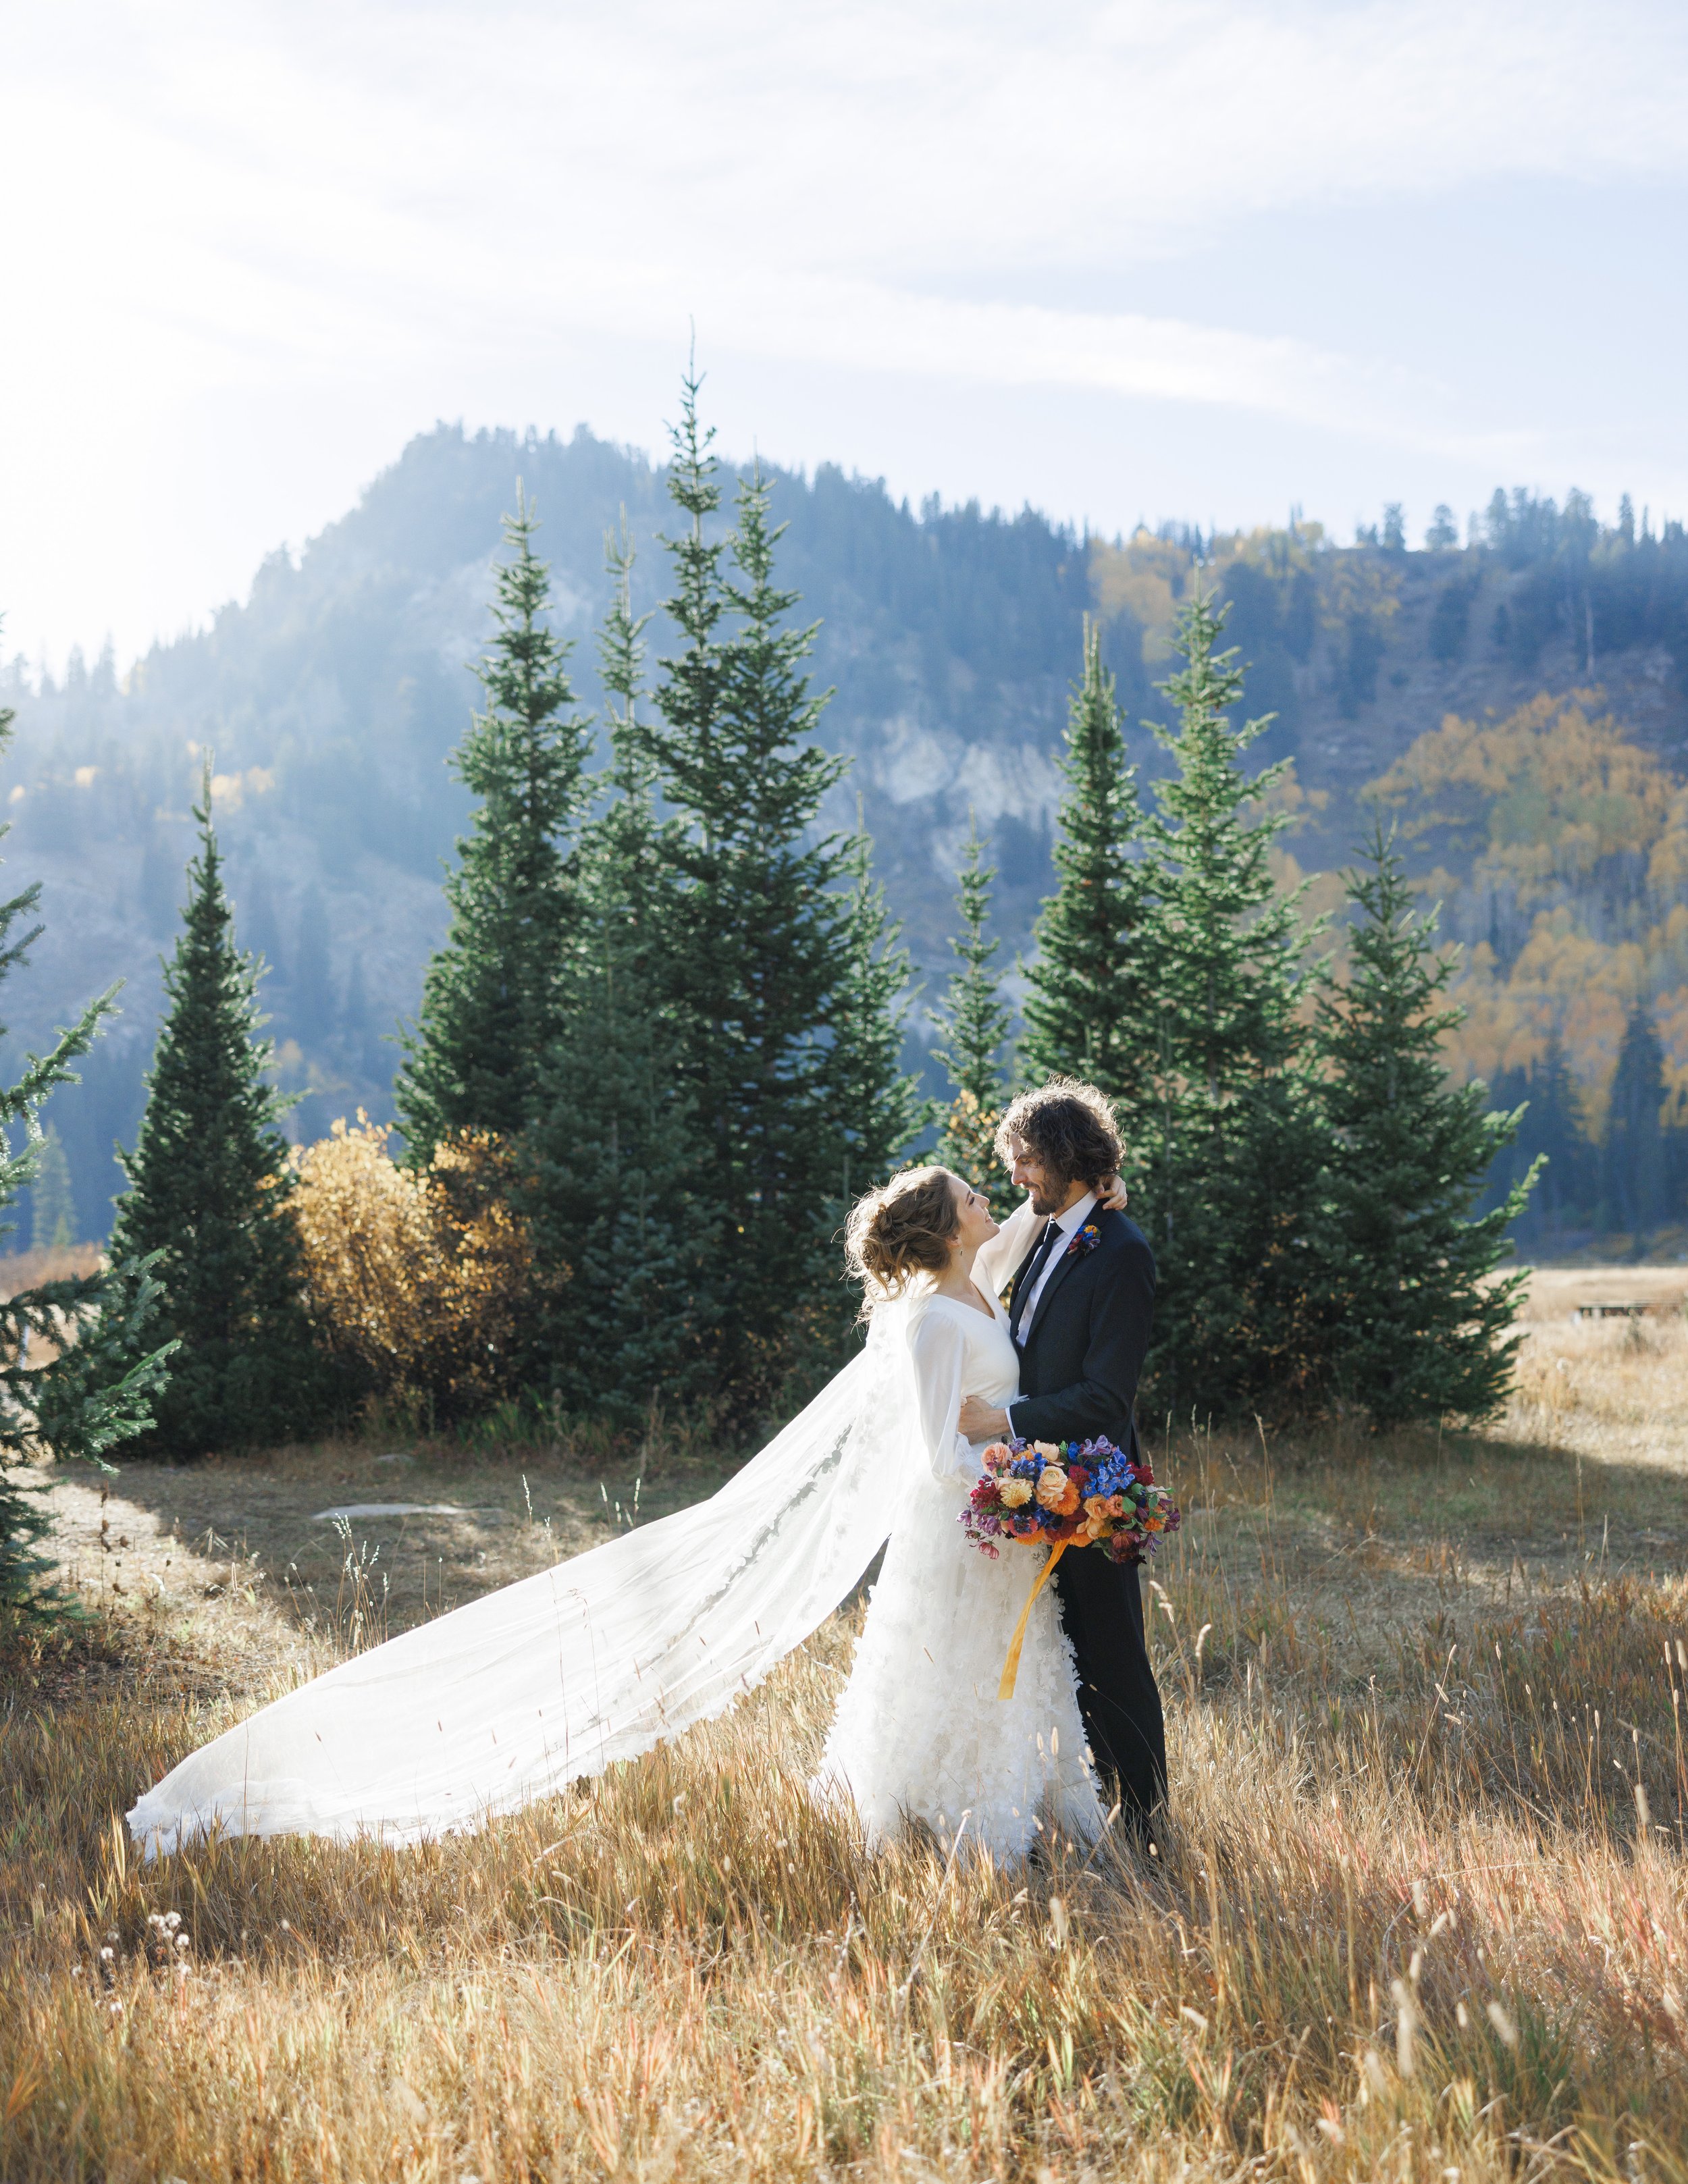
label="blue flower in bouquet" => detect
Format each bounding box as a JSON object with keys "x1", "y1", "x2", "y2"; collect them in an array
[{"x1": 963, "y1": 1428, "x2": 1182, "y2": 1575}]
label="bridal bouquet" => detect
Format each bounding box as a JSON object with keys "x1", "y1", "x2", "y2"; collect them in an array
[
  {"x1": 961, "y1": 1435, "x2": 1179, "y2": 1564},
  {"x1": 959, "y1": 1437, "x2": 1180, "y2": 1699}
]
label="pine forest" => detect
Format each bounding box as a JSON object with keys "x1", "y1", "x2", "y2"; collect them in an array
[
  {"x1": 18, "y1": 23, "x2": 1688, "y2": 2181},
  {"x1": 5, "y1": 377, "x2": 1688, "y2": 1493}
]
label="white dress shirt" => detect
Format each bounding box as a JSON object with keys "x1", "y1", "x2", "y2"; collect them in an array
[{"x1": 1004, "y1": 1190, "x2": 1097, "y2": 1440}]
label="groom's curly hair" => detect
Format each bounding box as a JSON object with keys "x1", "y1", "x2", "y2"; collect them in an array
[{"x1": 995, "y1": 1079, "x2": 1122, "y2": 1190}]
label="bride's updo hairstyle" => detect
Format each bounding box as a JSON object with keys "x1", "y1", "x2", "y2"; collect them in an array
[{"x1": 845, "y1": 1165, "x2": 960, "y2": 1303}]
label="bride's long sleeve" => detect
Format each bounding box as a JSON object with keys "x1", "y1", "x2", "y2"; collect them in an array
[
  {"x1": 973, "y1": 1196, "x2": 1041, "y2": 1297},
  {"x1": 907, "y1": 1308, "x2": 976, "y2": 1484}
]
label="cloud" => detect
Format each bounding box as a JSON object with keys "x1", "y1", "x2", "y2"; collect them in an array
[
  {"x1": 506, "y1": 261, "x2": 1439, "y2": 447},
  {"x1": 240, "y1": 0, "x2": 1688, "y2": 269},
  {"x1": 15, "y1": 0, "x2": 1620, "y2": 444},
  {"x1": 15, "y1": 1, "x2": 1687, "y2": 407},
  {"x1": 3, "y1": 0, "x2": 1686, "y2": 656}
]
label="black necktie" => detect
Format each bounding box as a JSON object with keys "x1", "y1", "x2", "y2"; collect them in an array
[{"x1": 1009, "y1": 1220, "x2": 1060, "y2": 1346}]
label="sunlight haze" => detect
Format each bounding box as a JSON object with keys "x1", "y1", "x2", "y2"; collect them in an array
[{"x1": 4, "y1": 0, "x2": 1686, "y2": 666}]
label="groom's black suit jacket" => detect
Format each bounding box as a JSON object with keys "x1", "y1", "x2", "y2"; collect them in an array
[
  {"x1": 1007, "y1": 1204, "x2": 1156, "y2": 1461},
  {"x1": 1006, "y1": 1202, "x2": 1165, "y2": 1828}
]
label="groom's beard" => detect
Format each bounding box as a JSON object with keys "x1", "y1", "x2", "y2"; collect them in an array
[{"x1": 1028, "y1": 1183, "x2": 1066, "y2": 1217}]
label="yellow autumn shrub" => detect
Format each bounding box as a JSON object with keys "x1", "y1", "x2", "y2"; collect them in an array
[{"x1": 293, "y1": 1116, "x2": 550, "y2": 1423}]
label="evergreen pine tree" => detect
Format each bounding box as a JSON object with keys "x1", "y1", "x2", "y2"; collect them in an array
[
  {"x1": 1479, "y1": 1060, "x2": 1535, "y2": 1249},
  {"x1": 1604, "y1": 1005, "x2": 1668, "y2": 1242},
  {"x1": 641, "y1": 373, "x2": 917, "y2": 1416},
  {"x1": 30, "y1": 1125, "x2": 75, "y2": 1250},
  {"x1": 0, "y1": 690, "x2": 172, "y2": 1597},
  {"x1": 1315, "y1": 822, "x2": 1535, "y2": 1424},
  {"x1": 1020, "y1": 617, "x2": 1155, "y2": 1133},
  {"x1": 396, "y1": 492, "x2": 590, "y2": 1163},
  {"x1": 931, "y1": 816, "x2": 1011, "y2": 1192},
  {"x1": 523, "y1": 521, "x2": 724, "y2": 1422},
  {"x1": 139, "y1": 829, "x2": 179, "y2": 940},
  {"x1": 1137, "y1": 587, "x2": 1323, "y2": 1415},
  {"x1": 291, "y1": 884, "x2": 335, "y2": 1038},
  {"x1": 826, "y1": 817, "x2": 924, "y2": 1219},
  {"x1": 1529, "y1": 1032, "x2": 1596, "y2": 1237},
  {"x1": 240, "y1": 866, "x2": 286, "y2": 978},
  {"x1": 109, "y1": 766, "x2": 332, "y2": 1456},
  {"x1": 1487, "y1": 1030, "x2": 1593, "y2": 1247},
  {"x1": 340, "y1": 953, "x2": 384, "y2": 1081}
]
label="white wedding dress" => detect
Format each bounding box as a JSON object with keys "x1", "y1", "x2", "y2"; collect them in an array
[
  {"x1": 815, "y1": 1283, "x2": 1100, "y2": 1855},
  {"x1": 128, "y1": 1201, "x2": 1099, "y2": 1863}
]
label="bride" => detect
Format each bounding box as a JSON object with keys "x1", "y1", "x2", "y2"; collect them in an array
[
  {"x1": 818, "y1": 1167, "x2": 1101, "y2": 1853},
  {"x1": 128, "y1": 1168, "x2": 1109, "y2": 1863}
]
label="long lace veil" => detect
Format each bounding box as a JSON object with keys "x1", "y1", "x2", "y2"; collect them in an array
[{"x1": 128, "y1": 1303, "x2": 916, "y2": 1854}]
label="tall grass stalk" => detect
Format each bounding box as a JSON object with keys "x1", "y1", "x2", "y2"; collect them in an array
[{"x1": 7, "y1": 1317, "x2": 1688, "y2": 2179}]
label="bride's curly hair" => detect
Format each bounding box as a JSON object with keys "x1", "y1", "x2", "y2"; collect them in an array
[{"x1": 845, "y1": 1165, "x2": 960, "y2": 1302}]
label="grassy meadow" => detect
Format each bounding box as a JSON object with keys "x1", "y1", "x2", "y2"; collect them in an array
[{"x1": 7, "y1": 1272, "x2": 1688, "y2": 2179}]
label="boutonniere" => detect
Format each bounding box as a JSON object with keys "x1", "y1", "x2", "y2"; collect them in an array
[{"x1": 1064, "y1": 1221, "x2": 1102, "y2": 1259}]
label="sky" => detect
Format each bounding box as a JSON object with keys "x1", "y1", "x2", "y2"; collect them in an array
[{"x1": 4, "y1": 0, "x2": 1688, "y2": 670}]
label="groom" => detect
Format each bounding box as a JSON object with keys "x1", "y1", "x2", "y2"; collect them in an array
[{"x1": 957, "y1": 1078, "x2": 1167, "y2": 1839}]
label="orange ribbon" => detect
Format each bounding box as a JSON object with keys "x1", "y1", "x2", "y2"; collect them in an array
[{"x1": 997, "y1": 1539, "x2": 1070, "y2": 1701}]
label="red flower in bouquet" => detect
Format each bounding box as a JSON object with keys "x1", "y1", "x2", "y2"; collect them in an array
[{"x1": 957, "y1": 1433, "x2": 1182, "y2": 1697}]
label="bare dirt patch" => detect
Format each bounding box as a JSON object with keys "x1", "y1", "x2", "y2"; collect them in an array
[{"x1": 26, "y1": 1439, "x2": 735, "y2": 1715}]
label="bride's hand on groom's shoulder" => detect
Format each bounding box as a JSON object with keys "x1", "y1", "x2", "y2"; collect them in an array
[{"x1": 1097, "y1": 1174, "x2": 1128, "y2": 1213}]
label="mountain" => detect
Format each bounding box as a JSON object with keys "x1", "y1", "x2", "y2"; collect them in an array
[{"x1": 5, "y1": 427, "x2": 1687, "y2": 1243}]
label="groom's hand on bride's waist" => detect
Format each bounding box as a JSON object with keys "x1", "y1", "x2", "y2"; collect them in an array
[{"x1": 958, "y1": 1395, "x2": 1010, "y2": 1439}]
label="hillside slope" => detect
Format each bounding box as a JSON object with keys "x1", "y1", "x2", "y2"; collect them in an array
[{"x1": 5, "y1": 431, "x2": 1686, "y2": 1239}]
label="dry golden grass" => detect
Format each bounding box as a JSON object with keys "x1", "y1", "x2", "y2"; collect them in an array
[
  {"x1": 0, "y1": 1244, "x2": 105, "y2": 1297},
  {"x1": 8, "y1": 1299, "x2": 1688, "y2": 2180}
]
